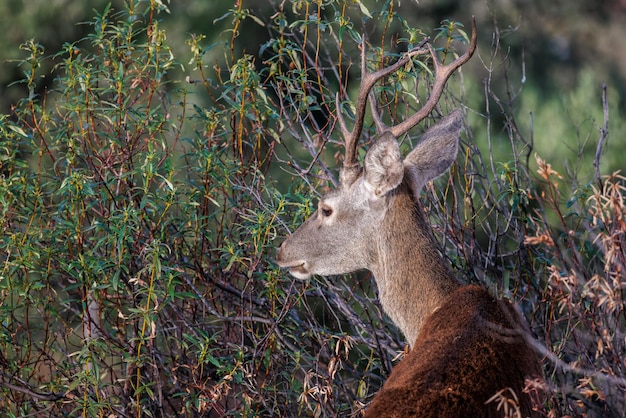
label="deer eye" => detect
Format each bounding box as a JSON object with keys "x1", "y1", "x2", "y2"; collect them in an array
[{"x1": 320, "y1": 206, "x2": 333, "y2": 218}]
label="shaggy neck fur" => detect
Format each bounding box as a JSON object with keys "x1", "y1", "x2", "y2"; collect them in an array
[{"x1": 370, "y1": 181, "x2": 461, "y2": 347}]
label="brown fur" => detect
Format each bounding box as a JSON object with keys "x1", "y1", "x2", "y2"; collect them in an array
[{"x1": 364, "y1": 285, "x2": 542, "y2": 418}]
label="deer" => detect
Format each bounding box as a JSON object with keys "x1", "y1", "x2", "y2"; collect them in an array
[{"x1": 276, "y1": 17, "x2": 543, "y2": 418}]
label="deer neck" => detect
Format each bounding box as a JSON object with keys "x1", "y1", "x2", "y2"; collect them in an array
[{"x1": 370, "y1": 183, "x2": 461, "y2": 347}]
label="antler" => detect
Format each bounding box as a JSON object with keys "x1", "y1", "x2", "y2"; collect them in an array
[
  {"x1": 337, "y1": 17, "x2": 477, "y2": 185},
  {"x1": 386, "y1": 18, "x2": 477, "y2": 137},
  {"x1": 336, "y1": 38, "x2": 430, "y2": 184}
]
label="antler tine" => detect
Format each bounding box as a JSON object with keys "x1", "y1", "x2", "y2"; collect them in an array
[
  {"x1": 339, "y1": 37, "x2": 431, "y2": 181},
  {"x1": 388, "y1": 17, "x2": 477, "y2": 138},
  {"x1": 339, "y1": 37, "x2": 370, "y2": 177},
  {"x1": 369, "y1": 92, "x2": 387, "y2": 134}
]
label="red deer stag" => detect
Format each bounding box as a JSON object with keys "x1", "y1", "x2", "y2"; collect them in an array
[{"x1": 277, "y1": 18, "x2": 542, "y2": 417}]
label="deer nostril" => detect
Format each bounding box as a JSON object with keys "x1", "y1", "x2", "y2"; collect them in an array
[{"x1": 276, "y1": 242, "x2": 285, "y2": 261}]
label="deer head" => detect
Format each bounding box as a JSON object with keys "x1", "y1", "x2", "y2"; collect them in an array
[
  {"x1": 276, "y1": 19, "x2": 477, "y2": 346},
  {"x1": 277, "y1": 110, "x2": 462, "y2": 277}
]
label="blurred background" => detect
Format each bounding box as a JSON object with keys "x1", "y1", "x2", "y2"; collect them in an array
[{"x1": 1, "y1": 0, "x2": 625, "y2": 175}]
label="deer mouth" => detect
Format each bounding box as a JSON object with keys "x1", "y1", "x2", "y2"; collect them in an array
[
  {"x1": 289, "y1": 266, "x2": 312, "y2": 280},
  {"x1": 277, "y1": 260, "x2": 311, "y2": 280},
  {"x1": 276, "y1": 244, "x2": 312, "y2": 279},
  {"x1": 289, "y1": 263, "x2": 307, "y2": 274}
]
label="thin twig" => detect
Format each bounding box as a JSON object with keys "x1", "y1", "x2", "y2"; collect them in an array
[
  {"x1": 594, "y1": 82, "x2": 609, "y2": 188},
  {"x1": 0, "y1": 374, "x2": 66, "y2": 402},
  {"x1": 524, "y1": 331, "x2": 626, "y2": 389}
]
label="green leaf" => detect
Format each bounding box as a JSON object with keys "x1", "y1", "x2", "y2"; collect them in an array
[
  {"x1": 354, "y1": 0, "x2": 373, "y2": 19},
  {"x1": 7, "y1": 124, "x2": 29, "y2": 138}
]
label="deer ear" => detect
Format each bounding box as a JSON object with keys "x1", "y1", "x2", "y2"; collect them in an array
[
  {"x1": 403, "y1": 110, "x2": 462, "y2": 193},
  {"x1": 363, "y1": 132, "x2": 404, "y2": 198}
]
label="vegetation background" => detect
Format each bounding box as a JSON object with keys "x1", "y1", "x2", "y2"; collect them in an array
[{"x1": 0, "y1": 0, "x2": 625, "y2": 417}]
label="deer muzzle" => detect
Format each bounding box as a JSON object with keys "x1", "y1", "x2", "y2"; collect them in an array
[{"x1": 276, "y1": 241, "x2": 312, "y2": 280}]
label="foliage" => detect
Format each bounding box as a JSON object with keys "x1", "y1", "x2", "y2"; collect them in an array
[{"x1": 0, "y1": 1, "x2": 624, "y2": 417}]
